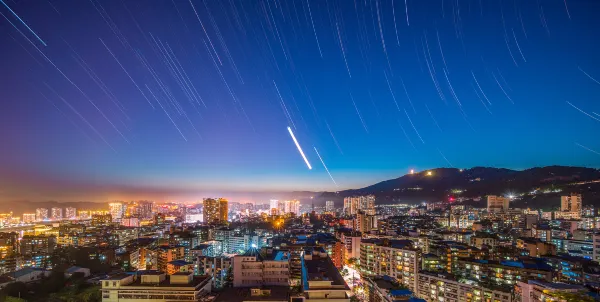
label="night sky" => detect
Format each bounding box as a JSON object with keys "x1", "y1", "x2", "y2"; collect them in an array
[{"x1": 1, "y1": 0, "x2": 600, "y2": 202}]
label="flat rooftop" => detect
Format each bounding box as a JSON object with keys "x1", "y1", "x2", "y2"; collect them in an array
[
  {"x1": 528, "y1": 279, "x2": 584, "y2": 290},
  {"x1": 103, "y1": 274, "x2": 209, "y2": 288},
  {"x1": 127, "y1": 275, "x2": 209, "y2": 288},
  {"x1": 303, "y1": 254, "x2": 347, "y2": 288},
  {"x1": 215, "y1": 287, "x2": 290, "y2": 302}
]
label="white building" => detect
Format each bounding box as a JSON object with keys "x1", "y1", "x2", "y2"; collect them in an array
[
  {"x1": 65, "y1": 207, "x2": 77, "y2": 220},
  {"x1": 232, "y1": 249, "x2": 289, "y2": 287},
  {"x1": 35, "y1": 208, "x2": 48, "y2": 221},
  {"x1": 185, "y1": 214, "x2": 203, "y2": 223},
  {"x1": 340, "y1": 232, "x2": 361, "y2": 262},
  {"x1": 100, "y1": 272, "x2": 211, "y2": 302},
  {"x1": 51, "y1": 207, "x2": 63, "y2": 220},
  {"x1": 109, "y1": 202, "x2": 125, "y2": 220},
  {"x1": 344, "y1": 195, "x2": 375, "y2": 215},
  {"x1": 269, "y1": 200, "x2": 300, "y2": 215},
  {"x1": 212, "y1": 229, "x2": 266, "y2": 254}
]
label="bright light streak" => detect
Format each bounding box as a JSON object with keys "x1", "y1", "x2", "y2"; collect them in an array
[
  {"x1": 567, "y1": 101, "x2": 600, "y2": 122},
  {"x1": 0, "y1": 0, "x2": 47, "y2": 46},
  {"x1": 575, "y1": 142, "x2": 600, "y2": 156},
  {"x1": 314, "y1": 147, "x2": 337, "y2": 186},
  {"x1": 287, "y1": 127, "x2": 312, "y2": 169}
]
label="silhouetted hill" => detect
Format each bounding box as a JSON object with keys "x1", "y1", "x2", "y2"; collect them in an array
[{"x1": 320, "y1": 166, "x2": 600, "y2": 205}]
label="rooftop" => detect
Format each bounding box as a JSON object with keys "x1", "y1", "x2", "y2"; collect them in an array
[
  {"x1": 215, "y1": 287, "x2": 290, "y2": 302},
  {"x1": 361, "y1": 239, "x2": 415, "y2": 250},
  {"x1": 528, "y1": 279, "x2": 586, "y2": 290},
  {"x1": 302, "y1": 249, "x2": 348, "y2": 290},
  {"x1": 168, "y1": 260, "x2": 192, "y2": 266},
  {"x1": 9, "y1": 267, "x2": 48, "y2": 279},
  {"x1": 123, "y1": 275, "x2": 209, "y2": 288}
]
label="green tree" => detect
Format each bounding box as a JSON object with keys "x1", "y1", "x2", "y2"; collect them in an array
[
  {"x1": 37, "y1": 271, "x2": 66, "y2": 296},
  {"x1": 223, "y1": 268, "x2": 233, "y2": 288}
]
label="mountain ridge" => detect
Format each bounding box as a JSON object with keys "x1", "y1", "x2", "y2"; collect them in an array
[{"x1": 319, "y1": 165, "x2": 600, "y2": 205}]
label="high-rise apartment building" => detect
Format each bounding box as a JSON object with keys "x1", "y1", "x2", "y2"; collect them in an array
[
  {"x1": 78, "y1": 210, "x2": 91, "y2": 220},
  {"x1": 360, "y1": 239, "x2": 419, "y2": 292},
  {"x1": 139, "y1": 201, "x2": 154, "y2": 218},
  {"x1": 343, "y1": 195, "x2": 375, "y2": 215},
  {"x1": 35, "y1": 208, "x2": 48, "y2": 221},
  {"x1": 326, "y1": 200, "x2": 335, "y2": 212},
  {"x1": 268, "y1": 199, "x2": 300, "y2": 215},
  {"x1": 284, "y1": 200, "x2": 300, "y2": 215},
  {"x1": 354, "y1": 211, "x2": 376, "y2": 233},
  {"x1": 22, "y1": 213, "x2": 36, "y2": 224},
  {"x1": 561, "y1": 194, "x2": 582, "y2": 213},
  {"x1": 269, "y1": 199, "x2": 280, "y2": 215},
  {"x1": 487, "y1": 195, "x2": 510, "y2": 213},
  {"x1": 51, "y1": 207, "x2": 63, "y2": 220},
  {"x1": 203, "y1": 198, "x2": 228, "y2": 225},
  {"x1": 65, "y1": 207, "x2": 76, "y2": 219},
  {"x1": 109, "y1": 202, "x2": 125, "y2": 220}
]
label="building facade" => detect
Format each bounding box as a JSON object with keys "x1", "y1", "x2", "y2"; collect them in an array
[
  {"x1": 203, "y1": 198, "x2": 228, "y2": 225},
  {"x1": 232, "y1": 249, "x2": 290, "y2": 287},
  {"x1": 359, "y1": 239, "x2": 419, "y2": 292},
  {"x1": 487, "y1": 195, "x2": 509, "y2": 213}
]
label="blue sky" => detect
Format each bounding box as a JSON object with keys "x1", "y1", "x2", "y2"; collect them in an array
[{"x1": 0, "y1": 0, "x2": 599, "y2": 202}]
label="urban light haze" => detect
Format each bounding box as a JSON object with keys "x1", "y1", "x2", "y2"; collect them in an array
[{"x1": 1, "y1": 1, "x2": 600, "y2": 203}]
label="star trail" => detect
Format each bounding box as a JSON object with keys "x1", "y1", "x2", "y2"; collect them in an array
[{"x1": 0, "y1": 0, "x2": 600, "y2": 201}]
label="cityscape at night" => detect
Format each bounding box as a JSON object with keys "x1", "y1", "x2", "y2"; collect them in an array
[{"x1": 1, "y1": 0, "x2": 600, "y2": 301}]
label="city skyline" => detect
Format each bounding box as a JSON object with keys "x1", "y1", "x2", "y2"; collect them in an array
[{"x1": 2, "y1": 1, "x2": 600, "y2": 301}]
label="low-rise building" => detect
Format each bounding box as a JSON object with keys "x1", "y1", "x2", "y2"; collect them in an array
[
  {"x1": 301, "y1": 248, "x2": 350, "y2": 302},
  {"x1": 515, "y1": 279, "x2": 588, "y2": 302},
  {"x1": 456, "y1": 258, "x2": 553, "y2": 287},
  {"x1": 232, "y1": 248, "x2": 290, "y2": 287},
  {"x1": 100, "y1": 272, "x2": 211, "y2": 302},
  {"x1": 195, "y1": 255, "x2": 231, "y2": 288},
  {"x1": 417, "y1": 271, "x2": 513, "y2": 302}
]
